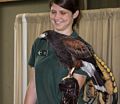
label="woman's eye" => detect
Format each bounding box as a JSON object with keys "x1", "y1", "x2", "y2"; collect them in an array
[
  {"x1": 60, "y1": 11, "x2": 66, "y2": 15},
  {"x1": 50, "y1": 10, "x2": 56, "y2": 14}
]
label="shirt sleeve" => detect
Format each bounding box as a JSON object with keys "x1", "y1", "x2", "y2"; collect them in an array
[{"x1": 28, "y1": 38, "x2": 39, "y2": 67}]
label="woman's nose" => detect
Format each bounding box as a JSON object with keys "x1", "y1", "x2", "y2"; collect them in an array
[{"x1": 54, "y1": 13, "x2": 61, "y2": 19}]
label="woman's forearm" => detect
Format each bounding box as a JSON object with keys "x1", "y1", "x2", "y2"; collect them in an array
[{"x1": 24, "y1": 69, "x2": 37, "y2": 104}]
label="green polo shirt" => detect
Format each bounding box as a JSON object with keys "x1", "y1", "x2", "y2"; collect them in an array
[{"x1": 28, "y1": 31, "x2": 89, "y2": 104}]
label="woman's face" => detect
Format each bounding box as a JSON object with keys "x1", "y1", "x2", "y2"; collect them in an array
[{"x1": 50, "y1": 3, "x2": 74, "y2": 34}]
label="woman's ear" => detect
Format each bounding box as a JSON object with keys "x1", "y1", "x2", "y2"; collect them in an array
[{"x1": 73, "y1": 10, "x2": 79, "y2": 19}]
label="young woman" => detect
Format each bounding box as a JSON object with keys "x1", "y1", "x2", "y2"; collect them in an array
[{"x1": 24, "y1": 0, "x2": 94, "y2": 104}]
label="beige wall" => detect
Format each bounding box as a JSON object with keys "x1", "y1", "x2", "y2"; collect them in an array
[{"x1": 0, "y1": 1, "x2": 49, "y2": 104}]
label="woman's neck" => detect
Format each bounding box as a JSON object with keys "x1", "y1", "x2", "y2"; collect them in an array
[{"x1": 54, "y1": 29, "x2": 73, "y2": 36}]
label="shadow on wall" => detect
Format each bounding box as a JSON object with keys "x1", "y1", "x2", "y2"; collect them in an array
[
  {"x1": 0, "y1": 8, "x2": 3, "y2": 104},
  {"x1": 87, "y1": 0, "x2": 120, "y2": 9}
]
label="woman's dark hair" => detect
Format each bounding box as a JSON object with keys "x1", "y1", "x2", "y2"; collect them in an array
[{"x1": 49, "y1": 0, "x2": 81, "y2": 27}]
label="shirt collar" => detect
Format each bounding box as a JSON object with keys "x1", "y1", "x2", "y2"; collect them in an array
[{"x1": 70, "y1": 31, "x2": 79, "y2": 39}]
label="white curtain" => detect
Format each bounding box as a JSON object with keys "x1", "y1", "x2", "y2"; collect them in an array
[
  {"x1": 14, "y1": 14, "x2": 28, "y2": 104},
  {"x1": 14, "y1": 8, "x2": 120, "y2": 104}
]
